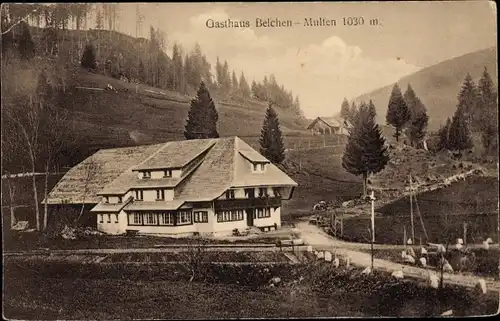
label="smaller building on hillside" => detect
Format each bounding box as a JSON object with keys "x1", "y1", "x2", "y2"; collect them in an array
[
  {"x1": 44, "y1": 137, "x2": 298, "y2": 237},
  {"x1": 306, "y1": 117, "x2": 352, "y2": 135}
]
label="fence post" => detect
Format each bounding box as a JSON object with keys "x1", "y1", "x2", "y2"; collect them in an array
[{"x1": 463, "y1": 222, "x2": 467, "y2": 245}]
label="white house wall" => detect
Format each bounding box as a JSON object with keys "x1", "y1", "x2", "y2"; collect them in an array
[
  {"x1": 97, "y1": 210, "x2": 128, "y2": 235},
  {"x1": 254, "y1": 207, "x2": 281, "y2": 228}
]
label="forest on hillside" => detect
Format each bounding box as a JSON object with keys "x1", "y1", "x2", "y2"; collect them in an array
[
  {"x1": 1, "y1": 3, "x2": 304, "y2": 118},
  {"x1": 1, "y1": 3, "x2": 306, "y2": 175}
]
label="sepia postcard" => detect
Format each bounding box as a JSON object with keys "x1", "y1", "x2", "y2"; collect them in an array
[{"x1": 1, "y1": 1, "x2": 499, "y2": 319}]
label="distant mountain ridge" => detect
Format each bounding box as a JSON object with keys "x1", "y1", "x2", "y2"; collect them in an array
[{"x1": 354, "y1": 47, "x2": 497, "y2": 131}]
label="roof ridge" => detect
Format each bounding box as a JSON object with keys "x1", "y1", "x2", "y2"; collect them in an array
[{"x1": 133, "y1": 141, "x2": 171, "y2": 170}]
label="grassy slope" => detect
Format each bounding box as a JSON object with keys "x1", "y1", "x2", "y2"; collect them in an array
[{"x1": 354, "y1": 47, "x2": 497, "y2": 130}]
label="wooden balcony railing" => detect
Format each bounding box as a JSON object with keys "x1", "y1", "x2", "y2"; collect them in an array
[{"x1": 214, "y1": 197, "x2": 282, "y2": 211}]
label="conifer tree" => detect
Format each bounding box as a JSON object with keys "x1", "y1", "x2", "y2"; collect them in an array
[
  {"x1": 172, "y1": 44, "x2": 183, "y2": 91},
  {"x1": 457, "y1": 73, "x2": 478, "y2": 126},
  {"x1": 239, "y1": 72, "x2": 251, "y2": 98},
  {"x1": 340, "y1": 98, "x2": 350, "y2": 119},
  {"x1": 18, "y1": 21, "x2": 35, "y2": 60},
  {"x1": 184, "y1": 81, "x2": 219, "y2": 140},
  {"x1": 231, "y1": 71, "x2": 239, "y2": 94},
  {"x1": 349, "y1": 101, "x2": 358, "y2": 123},
  {"x1": 404, "y1": 84, "x2": 428, "y2": 148},
  {"x1": 448, "y1": 107, "x2": 472, "y2": 155},
  {"x1": 81, "y1": 43, "x2": 97, "y2": 69},
  {"x1": 368, "y1": 99, "x2": 377, "y2": 121},
  {"x1": 476, "y1": 67, "x2": 498, "y2": 153},
  {"x1": 138, "y1": 60, "x2": 146, "y2": 82},
  {"x1": 259, "y1": 103, "x2": 285, "y2": 164},
  {"x1": 342, "y1": 102, "x2": 389, "y2": 196},
  {"x1": 386, "y1": 83, "x2": 410, "y2": 142},
  {"x1": 437, "y1": 118, "x2": 451, "y2": 151}
]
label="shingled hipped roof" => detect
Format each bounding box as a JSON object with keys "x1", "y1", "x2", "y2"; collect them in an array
[
  {"x1": 45, "y1": 137, "x2": 298, "y2": 206},
  {"x1": 306, "y1": 116, "x2": 352, "y2": 130}
]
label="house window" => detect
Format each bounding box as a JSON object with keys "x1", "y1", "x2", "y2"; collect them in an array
[
  {"x1": 273, "y1": 187, "x2": 282, "y2": 198},
  {"x1": 217, "y1": 210, "x2": 244, "y2": 223},
  {"x1": 253, "y1": 164, "x2": 258, "y2": 171},
  {"x1": 177, "y1": 211, "x2": 192, "y2": 225},
  {"x1": 145, "y1": 212, "x2": 157, "y2": 225},
  {"x1": 135, "y1": 190, "x2": 143, "y2": 201},
  {"x1": 142, "y1": 171, "x2": 151, "y2": 179},
  {"x1": 117, "y1": 196, "x2": 122, "y2": 203},
  {"x1": 259, "y1": 188, "x2": 269, "y2": 198},
  {"x1": 107, "y1": 214, "x2": 111, "y2": 223},
  {"x1": 104, "y1": 197, "x2": 109, "y2": 203},
  {"x1": 194, "y1": 211, "x2": 208, "y2": 223},
  {"x1": 115, "y1": 214, "x2": 119, "y2": 223},
  {"x1": 159, "y1": 212, "x2": 174, "y2": 225},
  {"x1": 164, "y1": 169, "x2": 172, "y2": 177},
  {"x1": 260, "y1": 164, "x2": 265, "y2": 171},
  {"x1": 99, "y1": 214, "x2": 103, "y2": 223},
  {"x1": 225, "y1": 190, "x2": 235, "y2": 199},
  {"x1": 245, "y1": 188, "x2": 255, "y2": 199},
  {"x1": 156, "y1": 189, "x2": 165, "y2": 200},
  {"x1": 256, "y1": 208, "x2": 271, "y2": 219},
  {"x1": 132, "y1": 213, "x2": 142, "y2": 225}
]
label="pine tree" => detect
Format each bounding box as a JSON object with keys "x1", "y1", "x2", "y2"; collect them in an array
[
  {"x1": 476, "y1": 67, "x2": 498, "y2": 153},
  {"x1": 342, "y1": 102, "x2": 389, "y2": 196},
  {"x1": 81, "y1": 43, "x2": 97, "y2": 69},
  {"x1": 340, "y1": 98, "x2": 350, "y2": 119},
  {"x1": 448, "y1": 107, "x2": 473, "y2": 155},
  {"x1": 404, "y1": 84, "x2": 429, "y2": 148},
  {"x1": 184, "y1": 81, "x2": 219, "y2": 140},
  {"x1": 138, "y1": 60, "x2": 146, "y2": 82},
  {"x1": 437, "y1": 118, "x2": 451, "y2": 151},
  {"x1": 239, "y1": 72, "x2": 251, "y2": 98},
  {"x1": 259, "y1": 103, "x2": 285, "y2": 164},
  {"x1": 231, "y1": 71, "x2": 239, "y2": 95},
  {"x1": 172, "y1": 44, "x2": 183, "y2": 91},
  {"x1": 18, "y1": 21, "x2": 35, "y2": 60},
  {"x1": 215, "y1": 57, "x2": 223, "y2": 89},
  {"x1": 222, "y1": 60, "x2": 231, "y2": 93},
  {"x1": 386, "y1": 83, "x2": 410, "y2": 142},
  {"x1": 368, "y1": 99, "x2": 377, "y2": 121},
  {"x1": 457, "y1": 73, "x2": 478, "y2": 126},
  {"x1": 349, "y1": 101, "x2": 358, "y2": 123}
]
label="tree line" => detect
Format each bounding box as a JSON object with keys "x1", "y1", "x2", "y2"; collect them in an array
[{"x1": 436, "y1": 67, "x2": 497, "y2": 156}]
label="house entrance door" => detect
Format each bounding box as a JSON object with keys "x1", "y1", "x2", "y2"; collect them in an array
[{"x1": 246, "y1": 208, "x2": 254, "y2": 227}]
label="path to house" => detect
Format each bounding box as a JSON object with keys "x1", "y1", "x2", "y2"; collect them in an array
[{"x1": 292, "y1": 221, "x2": 500, "y2": 293}]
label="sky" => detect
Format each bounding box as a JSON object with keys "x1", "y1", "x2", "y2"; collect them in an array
[{"x1": 110, "y1": 2, "x2": 496, "y2": 118}]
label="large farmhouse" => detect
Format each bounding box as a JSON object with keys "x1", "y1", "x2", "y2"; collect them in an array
[
  {"x1": 306, "y1": 116, "x2": 352, "y2": 135},
  {"x1": 45, "y1": 137, "x2": 297, "y2": 236}
]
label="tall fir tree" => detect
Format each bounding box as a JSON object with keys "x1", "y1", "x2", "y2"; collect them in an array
[
  {"x1": 171, "y1": 43, "x2": 183, "y2": 91},
  {"x1": 437, "y1": 118, "x2": 452, "y2": 151},
  {"x1": 367, "y1": 99, "x2": 377, "y2": 121},
  {"x1": 457, "y1": 73, "x2": 478, "y2": 126},
  {"x1": 340, "y1": 98, "x2": 350, "y2": 120},
  {"x1": 342, "y1": 102, "x2": 389, "y2": 196},
  {"x1": 386, "y1": 83, "x2": 410, "y2": 142},
  {"x1": 476, "y1": 66, "x2": 498, "y2": 154},
  {"x1": 138, "y1": 60, "x2": 146, "y2": 82},
  {"x1": 184, "y1": 81, "x2": 219, "y2": 140},
  {"x1": 448, "y1": 106, "x2": 473, "y2": 154},
  {"x1": 239, "y1": 72, "x2": 251, "y2": 98},
  {"x1": 231, "y1": 71, "x2": 239, "y2": 94},
  {"x1": 404, "y1": 84, "x2": 428, "y2": 148},
  {"x1": 80, "y1": 43, "x2": 97, "y2": 69},
  {"x1": 259, "y1": 103, "x2": 285, "y2": 164},
  {"x1": 18, "y1": 21, "x2": 35, "y2": 60},
  {"x1": 349, "y1": 101, "x2": 358, "y2": 123}
]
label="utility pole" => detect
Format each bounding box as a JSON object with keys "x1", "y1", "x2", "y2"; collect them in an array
[
  {"x1": 409, "y1": 175, "x2": 415, "y2": 244},
  {"x1": 370, "y1": 190, "x2": 376, "y2": 243}
]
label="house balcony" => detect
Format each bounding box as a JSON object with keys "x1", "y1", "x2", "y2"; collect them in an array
[{"x1": 214, "y1": 197, "x2": 282, "y2": 211}]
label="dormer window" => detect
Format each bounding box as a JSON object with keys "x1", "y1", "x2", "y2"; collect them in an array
[
  {"x1": 225, "y1": 190, "x2": 235, "y2": 199},
  {"x1": 164, "y1": 169, "x2": 172, "y2": 178},
  {"x1": 117, "y1": 196, "x2": 122, "y2": 203},
  {"x1": 252, "y1": 162, "x2": 266, "y2": 172},
  {"x1": 135, "y1": 190, "x2": 144, "y2": 201},
  {"x1": 142, "y1": 171, "x2": 151, "y2": 179},
  {"x1": 258, "y1": 188, "x2": 269, "y2": 198}
]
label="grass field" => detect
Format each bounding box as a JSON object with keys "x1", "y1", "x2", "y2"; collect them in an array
[{"x1": 3, "y1": 258, "x2": 498, "y2": 319}]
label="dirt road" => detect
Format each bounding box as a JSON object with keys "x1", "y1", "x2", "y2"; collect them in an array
[{"x1": 293, "y1": 221, "x2": 500, "y2": 293}]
